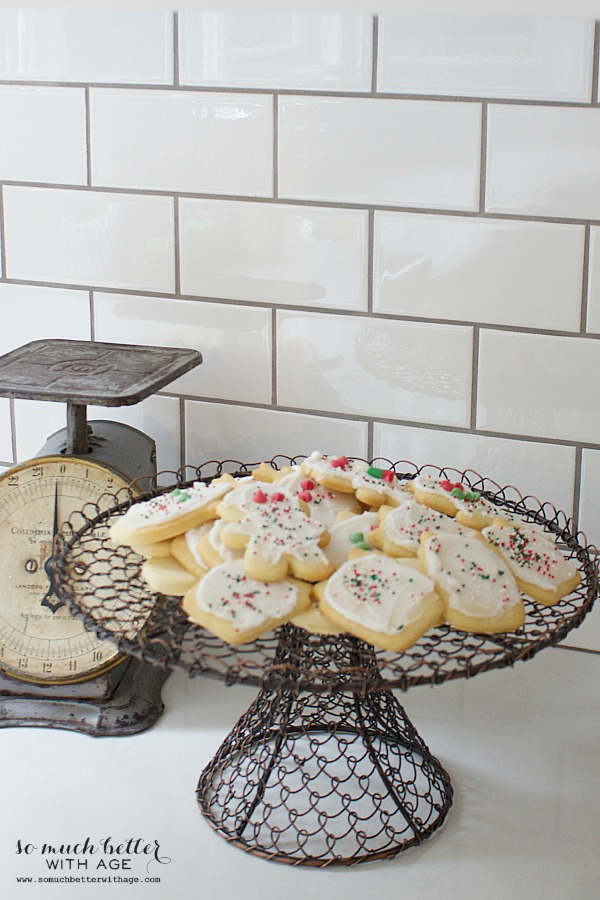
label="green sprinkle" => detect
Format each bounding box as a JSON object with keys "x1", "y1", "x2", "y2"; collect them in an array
[
  {"x1": 356, "y1": 541, "x2": 372, "y2": 551},
  {"x1": 349, "y1": 532, "x2": 364, "y2": 544},
  {"x1": 367, "y1": 466, "x2": 384, "y2": 479}
]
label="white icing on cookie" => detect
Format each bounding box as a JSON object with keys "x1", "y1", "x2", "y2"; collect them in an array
[
  {"x1": 324, "y1": 512, "x2": 379, "y2": 569},
  {"x1": 302, "y1": 451, "x2": 368, "y2": 487},
  {"x1": 115, "y1": 479, "x2": 233, "y2": 530},
  {"x1": 184, "y1": 521, "x2": 213, "y2": 567},
  {"x1": 382, "y1": 499, "x2": 470, "y2": 552},
  {"x1": 222, "y1": 491, "x2": 328, "y2": 567},
  {"x1": 422, "y1": 533, "x2": 522, "y2": 617},
  {"x1": 276, "y1": 467, "x2": 359, "y2": 527},
  {"x1": 411, "y1": 474, "x2": 496, "y2": 519},
  {"x1": 207, "y1": 518, "x2": 243, "y2": 561},
  {"x1": 323, "y1": 553, "x2": 437, "y2": 635},
  {"x1": 352, "y1": 469, "x2": 411, "y2": 505},
  {"x1": 220, "y1": 478, "x2": 291, "y2": 512},
  {"x1": 482, "y1": 523, "x2": 577, "y2": 591},
  {"x1": 191, "y1": 560, "x2": 298, "y2": 633}
]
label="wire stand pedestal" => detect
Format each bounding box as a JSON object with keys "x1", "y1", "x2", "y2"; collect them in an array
[
  {"x1": 53, "y1": 458, "x2": 599, "y2": 869},
  {"x1": 198, "y1": 629, "x2": 452, "y2": 866}
]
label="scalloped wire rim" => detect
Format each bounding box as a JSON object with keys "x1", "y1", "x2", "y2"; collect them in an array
[{"x1": 54, "y1": 457, "x2": 599, "y2": 695}]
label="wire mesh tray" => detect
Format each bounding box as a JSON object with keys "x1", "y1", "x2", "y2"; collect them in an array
[{"x1": 54, "y1": 457, "x2": 599, "y2": 695}]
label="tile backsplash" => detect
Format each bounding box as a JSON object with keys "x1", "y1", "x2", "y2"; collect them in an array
[{"x1": 0, "y1": 9, "x2": 598, "y2": 648}]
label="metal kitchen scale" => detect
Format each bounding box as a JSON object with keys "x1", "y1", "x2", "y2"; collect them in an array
[{"x1": 0, "y1": 338, "x2": 202, "y2": 735}]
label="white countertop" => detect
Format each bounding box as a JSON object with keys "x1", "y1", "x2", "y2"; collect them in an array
[{"x1": 1, "y1": 644, "x2": 599, "y2": 900}]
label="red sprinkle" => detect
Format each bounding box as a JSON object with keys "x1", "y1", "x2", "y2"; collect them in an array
[
  {"x1": 253, "y1": 490, "x2": 268, "y2": 503},
  {"x1": 331, "y1": 456, "x2": 349, "y2": 469},
  {"x1": 440, "y1": 479, "x2": 463, "y2": 492},
  {"x1": 382, "y1": 470, "x2": 395, "y2": 483},
  {"x1": 271, "y1": 492, "x2": 285, "y2": 502},
  {"x1": 300, "y1": 479, "x2": 315, "y2": 490},
  {"x1": 298, "y1": 490, "x2": 313, "y2": 502}
]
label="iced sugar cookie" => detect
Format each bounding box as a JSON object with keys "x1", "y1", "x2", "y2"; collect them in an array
[
  {"x1": 418, "y1": 532, "x2": 525, "y2": 634},
  {"x1": 196, "y1": 518, "x2": 245, "y2": 569},
  {"x1": 370, "y1": 499, "x2": 471, "y2": 558},
  {"x1": 313, "y1": 553, "x2": 443, "y2": 652},
  {"x1": 171, "y1": 522, "x2": 213, "y2": 579},
  {"x1": 141, "y1": 556, "x2": 198, "y2": 597},
  {"x1": 220, "y1": 488, "x2": 332, "y2": 583},
  {"x1": 276, "y1": 466, "x2": 362, "y2": 527},
  {"x1": 352, "y1": 466, "x2": 411, "y2": 509},
  {"x1": 406, "y1": 474, "x2": 497, "y2": 529},
  {"x1": 300, "y1": 452, "x2": 369, "y2": 494},
  {"x1": 323, "y1": 511, "x2": 380, "y2": 569},
  {"x1": 482, "y1": 520, "x2": 580, "y2": 606},
  {"x1": 110, "y1": 474, "x2": 236, "y2": 547},
  {"x1": 182, "y1": 559, "x2": 311, "y2": 644}
]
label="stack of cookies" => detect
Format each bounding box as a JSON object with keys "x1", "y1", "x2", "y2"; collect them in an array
[{"x1": 108, "y1": 452, "x2": 581, "y2": 650}]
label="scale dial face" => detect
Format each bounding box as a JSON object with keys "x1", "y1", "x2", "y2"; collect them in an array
[{"x1": 0, "y1": 456, "x2": 130, "y2": 684}]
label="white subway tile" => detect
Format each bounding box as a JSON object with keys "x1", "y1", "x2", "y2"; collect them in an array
[
  {"x1": 0, "y1": 399, "x2": 13, "y2": 462},
  {"x1": 579, "y1": 449, "x2": 600, "y2": 552},
  {"x1": 90, "y1": 89, "x2": 273, "y2": 196},
  {"x1": 0, "y1": 86, "x2": 87, "y2": 185},
  {"x1": 179, "y1": 11, "x2": 373, "y2": 91},
  {"x1": 0, "y1": 10, "x2": 173, "y2": 84},
  {"x1": 88, "y1": 395, "x2": 181, "y2": 483},
  {"x1": 374, "y1": 422, "x2": 576, "y2": 516},
  {"x1": 185, "y1": 400, "x2": 368, "y2": 468},
  {"x1": 277, "y1": 310, "x2": 472, "y2": 426},
  {"x1": 486, "y1": 105, "x2": 600, "y2": 220},
  {"x1": 93, "y1": 293, "x2": 272, "y2": 405},
  {"x1": 3, "y1": 187, "x2": 175, "y2": 292},
  {"x1": 477, "y1": 330, "x2": 600, "y2": 444},
  {"x1": 278, "y1": 96, "x2": 481, "y2": 210},
  {"x1": 179, "y1": 199, "x2": 368, "y2": 311},
  {"x1": 586, "y1": 227, "x2": 600, "y2": 334},
  {"x1": 374, "y1": 212, "x2": 584, "y2": 330},
  {"x1": 0, "y1": 284, "x2": 90, "y2": 357},
  {"x1": 378, "y1": 15, "x2": 594, "y2": 102},
  {"x1": 13, "y1": 399, "x2": 64, "y2": 462}
]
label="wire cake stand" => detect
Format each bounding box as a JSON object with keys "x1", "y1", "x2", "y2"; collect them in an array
[{"x1": 54, "y1": 458, "x2": 598, "y2": 867}]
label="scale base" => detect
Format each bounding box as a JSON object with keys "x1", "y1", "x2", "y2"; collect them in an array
[
  {"x1": 197, "y1": 685, "x2": 453, "y2": 866},
  {"x1": 0, "y1": 657, "x2": 170, "y2": 736}
]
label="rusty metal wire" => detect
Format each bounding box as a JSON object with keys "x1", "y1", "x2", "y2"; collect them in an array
[{"x1": 54, "y1": 457, "x2": 599, "y2": 696}]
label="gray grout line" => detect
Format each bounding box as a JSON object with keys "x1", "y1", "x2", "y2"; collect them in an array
[
  {"x1": 271, "y1": 308, "x2": 278, "y2": 406},
  {"x1": 173, "y1": 12, "x2": 180, "y2": 88},
  {"x1": 174, "y1": 195, "x2": 181, "y2": 296},
  {"x1": 573, "y1": 445, "x2": 583, "y2": 533},
  {"x1": 179, "y1": 396, "x2": 186, "y2": 470},
  {"x1": 89, "y1": 290, "x2": 95, "y2": 341},
  {"x1": 592, "y1": 20, "x2": 600, "y2": 103},
  {"x1": 1, "y1": 77, "x2": 600, "y2": 108},
  {"x1": 371, "y1": 16, "x2": 379, "y2": 94},
  {"x1": 0, "y1": 186, "x2": 6, "y2": 278},
  {"x1": 367, "y1": 421, "x2": 374, "y2": 460},
  {"x1": 479, "y1": 103, "x2": 488, "y2": 214},
  {"x1": 3, "y1": 180, "x2": 599, "y2": 228},
  {"x1": 367, "y1": 208, "x2": 374, "y2": 314},
  {"x1": 9, "y1": 398, "x2": 17, "y2": 462},
  {"x1": 581, "y1": 225, "x2": 591, "y2": 332},
  {"x1": 85, "y1": 87, "x2": 92, "y2": 187},
  {"x1": 1, "y1": 274, "x2": 597, "y2": 341},
  {"x1": 273, "y1": 95, "x2": 279, "y2": 199},
  {"x1": 470, "y1": 326, "x2": 480, "y2": 430}
]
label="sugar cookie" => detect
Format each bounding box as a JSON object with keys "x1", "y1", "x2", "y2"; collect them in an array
[
  {"x1": 370, "y1": 499, "x2": 471, "y2": 558},
  {"x1": 313, "y1": 553, "x2": 443, "y2": 652},
  {"x1": 482, "y1": 519, "x2": 580, "y2": 606},
  {"x1": 276, "y1": 466, "x2": 362, "y2": 527},
  {"x1": 406, "y1": 474, "x2": 497, "y2": 529},
  {"x1": 110, "y1": 473, "x2": 236, "y2": 547},
  {"x1": 323, "y1": 511, "x2": 380, "y2": 569},
  {"x1": 220, "y1": 487, "x2": 332, "y2": 583},
  {"x1": 171, "y1": 522, "x2": 213, "y2": 579},
  {"x1": 300, "y1": 451, "x2": 369, "y2": 494},
  {"x1": 182, "y1": 559, "x2": 311, "y2": 644},
  {"x1": 351, "y1": 466, "x2": 411, "y2": 508},
  {"x1": 418, "y1": 532, "x2": 525, "y2": 634},
  {"x1": 141, "y1": 556, "x2": 198, "y2": 597}
]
